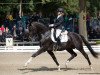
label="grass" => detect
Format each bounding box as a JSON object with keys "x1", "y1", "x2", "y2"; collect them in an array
[{"x1": 96, "y1": 40, "x2": 100, "y2": 44}]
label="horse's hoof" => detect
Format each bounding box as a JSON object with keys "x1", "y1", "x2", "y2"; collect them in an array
[
  {"x1": 65, "y1": 61, "x2": 69, "y2": 69},
  {"x1": 23, "y1": 63, "x2": 27, "y2": 67},
  {"x1": 58, "y1": 65, "x2": 61, "y2": 71},
  {"x1": 58, "y1": 68, "x2": 61, "y2": 71},
  {"x1": 89, "y1": 65, "x2": 93, "y2": 70},
  {"x1": 23, "y1": 65, "x2": 27, "y2": 67},
  {"x1": 65, "y1": 63, "x2": 67, "y2": 68},
  {"x1": 58, "y1": 69, "x2": 61, "y2": 72}
]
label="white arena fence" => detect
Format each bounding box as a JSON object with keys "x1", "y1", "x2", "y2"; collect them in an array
[
  {"x1": 0, "y1": 37, "x2": 99, "y2": 52},
  {"x1": 0, "y1": 45, "x2": 100, "y2": 52}
]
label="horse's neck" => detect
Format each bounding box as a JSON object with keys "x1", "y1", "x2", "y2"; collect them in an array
[
  {"x1": 37, "y1": 24, "x2": 48, "y2": 34},
  {"x1": 38, "y1": 30, "x2": 50, "y2": 41},
  {"x1": 35, "y1": 22, "x2": 49, "y2": 40}
]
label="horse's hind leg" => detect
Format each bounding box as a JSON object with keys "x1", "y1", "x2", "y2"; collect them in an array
[
  {"x1": 47, "y1": 51, "x2": 60, "y2": 71},
  {"x1": 24, "y1": 47, "x2": 45, "y2": 67},
  {"x1": 65, "y1": 49, "x2": 77, "y2": 68},
  {"x1": 78, "y1": 48, "x2": 92, "y2": 69}
]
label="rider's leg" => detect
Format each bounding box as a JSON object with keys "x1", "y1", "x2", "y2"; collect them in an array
[
  {"x1": 56, "y1": 36, "x2": 61, "y2": 45},
  {"x1": 56, "y1": 29, "x2": 62, "y2": 46}
]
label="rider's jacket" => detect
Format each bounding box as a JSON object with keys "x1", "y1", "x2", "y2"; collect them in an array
[{"x1": 54, "y1": 15, "x2": 65, "y2": 30}]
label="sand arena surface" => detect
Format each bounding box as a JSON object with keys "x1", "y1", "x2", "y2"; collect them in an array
[{"x1": 0, "y1": 52, "x2": 100, "y2": 75}]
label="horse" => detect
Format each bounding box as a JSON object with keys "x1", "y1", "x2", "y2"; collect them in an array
[{"x1": 24, "y1": 22, "x2": 98, "y2": 71}]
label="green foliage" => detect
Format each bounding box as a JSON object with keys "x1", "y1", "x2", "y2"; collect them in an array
[
  {"x1": 96, "y1": 40, "x2": 100, "y2": 44},
  {"x1": 65, "y1": 0, "x2": 79, "y2": 13},
  {"x1": 0, "y1": 0, "x2": 99, "y2": 19},
  {"x1": 0, "y1": 0, "x2": 19, "y2": 19},
  {"x1": 86, "y1": 0, "x2": 100, "y2": 17},
  {"x1": 29, "y1": 0, "x2": 34, "y2": 12}
]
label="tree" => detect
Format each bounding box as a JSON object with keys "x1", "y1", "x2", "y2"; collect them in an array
[
  {"x1": 0, "y1": 0, "x2": 19, "y2": 24},
  {"x1": 79, "y1": 0, "x2": 87, "y2": 39}
]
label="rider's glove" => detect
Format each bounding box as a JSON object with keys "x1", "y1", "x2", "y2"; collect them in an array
[
  {"x1": 69, "y1": 17, "x2": 72, "y2": 20},
  {"x1": 49, "y1": 24, "x2": 54, "y2": 27}
]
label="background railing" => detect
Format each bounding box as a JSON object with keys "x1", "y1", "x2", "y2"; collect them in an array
[
  {"x1": 0, "y1": 41, "x2": 39, "y2": 46},
  {"x1": 0, "y1": 38, "x2": 100, "y2": 52},
  {"x1": 0, "y1": 45, "x2": 99, "y2": 52}
]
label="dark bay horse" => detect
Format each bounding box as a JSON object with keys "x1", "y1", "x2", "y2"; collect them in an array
[{"x1": 24, "y1": 22, "x2": 98, "y2": 71}]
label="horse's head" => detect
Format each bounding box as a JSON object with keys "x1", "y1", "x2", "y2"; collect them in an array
[{"x1": 28, "y1": 22, "x2": 48, "y2": 41}]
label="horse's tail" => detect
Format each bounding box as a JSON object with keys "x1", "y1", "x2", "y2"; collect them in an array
[{"x1": 80, "y1": 35, "x2": 98, "y2": 58}]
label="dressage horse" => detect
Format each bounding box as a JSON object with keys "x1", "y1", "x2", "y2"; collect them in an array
[{"x1": 24, "y1": 22, "x2": 98, "y2": 71}]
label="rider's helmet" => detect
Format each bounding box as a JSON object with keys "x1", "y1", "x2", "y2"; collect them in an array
[{"x1": 57, "y1": 8, "x2": 64, "y2": 13}]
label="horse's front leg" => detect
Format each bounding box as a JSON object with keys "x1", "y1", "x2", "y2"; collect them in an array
[
  {"x1": 24, "y1": 47, "x2": 45, "y2": 67},
  {"x1": 47, "y1": 51, "x2": 61, "y2": 71}
]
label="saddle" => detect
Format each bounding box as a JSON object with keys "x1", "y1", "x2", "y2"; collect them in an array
[
  {"x1": 51, "y1": 28, "x2": 68, "y2": 43},
  {"x1": 50, "y1": 28, "x2": 69, "y2": 51}
]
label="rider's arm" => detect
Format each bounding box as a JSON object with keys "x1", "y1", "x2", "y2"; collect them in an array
[{"x1": 54, "y1": 16, "x2": 64, "y2": 27}]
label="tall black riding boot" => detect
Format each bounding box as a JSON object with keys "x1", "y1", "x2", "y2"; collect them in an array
[
  {"x1": 57, "y1": 37, "x2": 61, "y2": 46},
  {"x1": 53, "y1": 37, "x2": 61, "y2": 51},
  {"x1": 56, "y1": 37, "x2": 61, "y2": 50}
]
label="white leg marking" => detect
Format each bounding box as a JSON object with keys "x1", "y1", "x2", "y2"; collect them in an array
[
  {"x1": 90, "y1": 65, "x2": 93, "y2": 70},
  {"x1": 58, "y1": 65, "x2": 61, "y2": 71},
  {"x1": 24, "y1": 57, "x2": 33, "y2": 67},
  {"x1": 65, "y1": 60, "x2": 70, "y2": 69}
]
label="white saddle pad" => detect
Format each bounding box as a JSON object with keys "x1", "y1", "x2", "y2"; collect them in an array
[{"x1": 51, "y1": 29, "x2": 69, "y2": 43}]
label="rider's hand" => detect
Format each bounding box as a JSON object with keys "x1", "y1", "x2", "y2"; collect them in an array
[
  {"x1": 49, "y1": 24, "x2": 54, "y2": 27},
  {"x1": 69, "y1": 17, "x2": 72, "y2": 20}
]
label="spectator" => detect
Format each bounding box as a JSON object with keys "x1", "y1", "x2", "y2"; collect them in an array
[
  {"x1": 7, "y1": 14, "x2": 14, "y2": 32},
  {"x1": 2, "y1": 27, "x2": 12, "y2": 42},
  {"x1": 21, "y1": 14, "x2": 27, "y2": 30},
  {"x1": 12, "y1": 25, "x2": 17, "y2": 39},
  {"x1": 64, "y1": 13, "x2": 73, "y2": 31},
  {"x1": 86, "y1": 12, "x2": 91, "y2": 31},
  {"x1": 1, "y1": 25, "x2": 5, "y2": 33},
  {"x1": 16, "y1": 27, "x2": 24, "y2": 41},
  {"x1": 0, "y1": 29, "x2": 3, "y2": 42},
  {"x1": 3, "y1": 16, "x2": 10, "y2": 28},
  {"x1": 8, "y1": 14, "x2": 13, "y2": 21},
  {"x1": 30, "y1": 12, "x2": 42, "y2": 22},
  {"x1": 64, "y1": 13, "x2": 69, "y2": 30},
  {"x1": 17, "y1": 19, "x2": 23, "y2": 29},
  {"x1": 5, "y1": 27, "x2": 12, "y2": 37}
]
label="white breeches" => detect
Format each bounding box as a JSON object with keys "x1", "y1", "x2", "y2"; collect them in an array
[{"x1": 51, "y1": 28, "x2": 62, "y2": 42}]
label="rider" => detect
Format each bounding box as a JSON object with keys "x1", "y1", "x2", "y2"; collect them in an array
[{"x1": 49, "y1": 8, "x2": 65, "y2": 46}]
